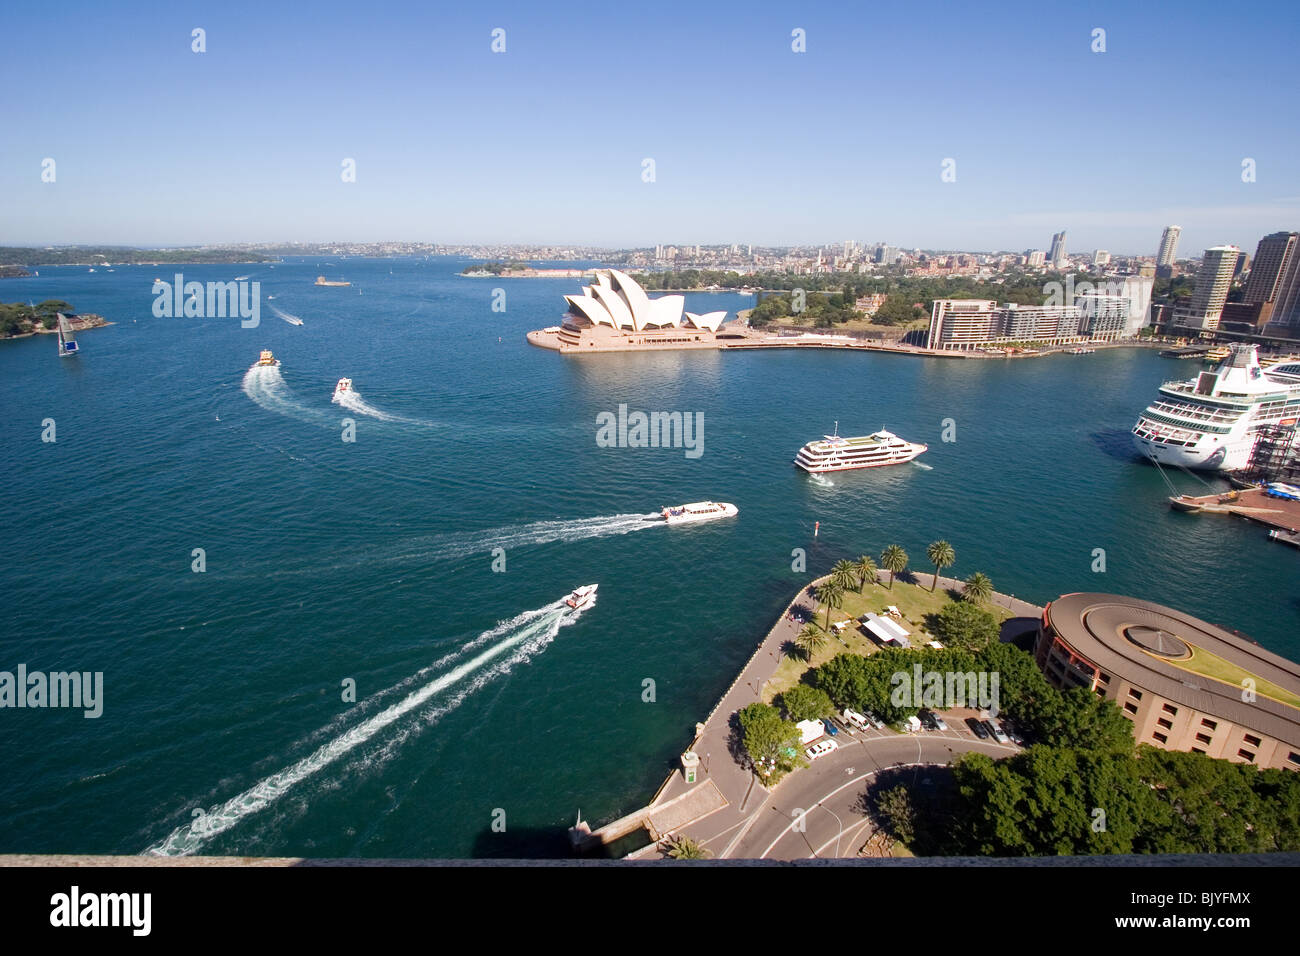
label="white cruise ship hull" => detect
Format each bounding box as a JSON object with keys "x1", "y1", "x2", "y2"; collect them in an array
[{"x1": 1130, "y1": 432, "x2": 1250, "y2": 471}]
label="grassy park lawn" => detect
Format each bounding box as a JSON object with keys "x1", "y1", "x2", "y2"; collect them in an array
[
  {"x1": 1165, "y1": 646, "x2": 1300, "y2": 710},
  {"x1": 763, "y1": 573, "x2": 1016, "y2": 703}
]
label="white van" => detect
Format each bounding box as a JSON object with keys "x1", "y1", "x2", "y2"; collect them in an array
[
  {"x1": 841, "y1": 708, "x2": 870, "y2": 731},
  {"x1": 796, "y1": 718, "x2": 825, "y2": 746}
]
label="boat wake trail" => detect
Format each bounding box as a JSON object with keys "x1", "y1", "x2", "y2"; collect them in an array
[
  {"x1": 912, "y1": 461, "x2": 933, "y2": 471},
  {"x1": 144, "y1": 593, "x2": 592, "y2": 857},
  {"x1": 378, "y1": 512, "x2": 664, "y2": 566},
  {"x1": 809, "y1": 473, "x2": 834, "y2": 487},
  {"x1": 241, "y1": 364, "x2": 330, "y2": 426},
  {"x1": 332, "y1": 386, "x2": 433, "y2": 426},
  {"x1": 269, "y1": 304, "x2": 304, "y2": 326}
]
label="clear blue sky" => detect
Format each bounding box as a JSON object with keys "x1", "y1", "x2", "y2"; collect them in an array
[{"x1": 2, "y1": 0, "x2": 1297, "y2": 255}]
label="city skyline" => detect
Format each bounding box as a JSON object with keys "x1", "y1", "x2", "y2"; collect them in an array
[{"x1": 3, "y1": 0, "x2": 1298, "y2": 254}]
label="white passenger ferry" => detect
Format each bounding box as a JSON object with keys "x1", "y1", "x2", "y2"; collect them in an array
[
  {"x1": 794, "y1": 425, "x2": 928, "y2": 473},
  {"x1": 1131, "y1": 344, "x2": 1300, "y2": 471},
  {"x1": 660, "y1": 501, "x2": 738, "y2": 525}
]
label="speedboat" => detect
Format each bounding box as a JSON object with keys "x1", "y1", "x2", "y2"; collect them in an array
[
  {"x1": 255, "y1": 349, "x2": 280, "y2": 367},
  {"x1": 333, "y1": 377, "x2": 353, "y2": 399},
  {"x1": 660, "y1": 501, "x2": 739, "y2": 525},
  {"x1": 565, "y1": 584, "x2": 598, "y2": 609}
]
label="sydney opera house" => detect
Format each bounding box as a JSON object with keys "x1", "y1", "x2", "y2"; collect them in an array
[{"x1": 526, "y1": 269, "x2": 742, "y2": 352}]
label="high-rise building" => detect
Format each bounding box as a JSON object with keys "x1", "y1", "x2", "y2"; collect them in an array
[
  {"x1": 1156, "y1": 226, "x2": 1182, "y2": 268},
  {"x1": 1048, "y1": 230, "x2": 1068, "y2": 268},
  {"x1": 1173, "y1": 246, "x2": 1240, "y2": 331},
  {"x1": 1027, "y1": 250, "x2": 1046, "y2": 267},
  {"x1": 1244, "y1": 232, "x2": 1300, "y2": 335},
  {"x1": 1093, "y1": 250, "x2": 1110, "y2": 267}
]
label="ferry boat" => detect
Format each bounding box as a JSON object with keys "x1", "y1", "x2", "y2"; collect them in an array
[
  {"x1": 1131, "y1": 344, "x2": 1300, "y2": 471},
  {"x1": 315, "y1": 276, "x2": 351, "y2": 287},
  {"x1": 333, "y1": 377, "x2": 353, "y2": 399},
  {"x1": 660, "y1": 501, "x2": 738, "y2": 525},
  {"x1": 1065, "y1": 346, "x2": 1096, "y2": 354},
  {"x1": 255, "y1": 349, "x2": 280, "y2": 368},
  {"x1": 565, "y1": 584, "x2": 598, "y2": 609},
  {"x1": 794, "y1": 425, "x2": 928, "y2": 473}
]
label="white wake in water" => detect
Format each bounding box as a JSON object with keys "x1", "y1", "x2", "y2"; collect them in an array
[
  {"x1": 332, "y1": 385, "x2": 432, "y2": 426},
  {"x1": 378, "y1": 512, "x2": 664, "y2": 566},
  {"x1": 241, "y1": 364, "x2": 331, "y2": 425},
  {"x1": 912, "y1": 461, "x2": 933, "y2": 470},
  {"x1": 269, "y1": 304, "x2": 304, "y2": 326},
  {"x1": 144, "y1": 593, "x2": 593, "y2": 856},
  {"x1": 809, "y1": 473, "x2": 834, "y2": 487}
]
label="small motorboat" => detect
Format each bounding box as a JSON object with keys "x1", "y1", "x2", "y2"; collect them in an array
[
  {"x1": 255, "y1": 349, "x2": 280, "y2": 368},
  {"x1": 565, "y1": 585, "x2": 598, "y2": 610}
]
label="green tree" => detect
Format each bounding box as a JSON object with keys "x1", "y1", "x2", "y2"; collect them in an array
[
  {"x1": 817, "y1": 579, "x2": 845, "y2": 631},
  {"x1": 854, "y1": 555, "x2": 877, "y2": 593},
  {"x1": 926, "y1": 540, "x2": 956, "y2": 591},
  {"x1": 831, "y1": 559, "x2": 857, "y2": 593},
  {"x1": 876, "y1": 785, "x2": 918, "y2": 846},
  {"x1": 780, "y1": 685, "x2": 835, "y2": 722},
  {"x1": 880, "y1": 545, "x2": 908, "y2": 589},
  {"x1": 664, "y1": 834, "x2": 710, "y2": 860},
  {"x1": 932, "y1": 601, "x2": 1000, "y2": 652},
  {"x1": 962, "y1": 572, "x2": 993, "y2": 604},
  {"x1": 738, "y1": 702, "x2": 802, "y2": 778},
  {"x1": 795, "y1": 623, "x2": 827, "y2": 662}
]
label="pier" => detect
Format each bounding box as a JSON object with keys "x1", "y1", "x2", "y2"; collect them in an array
[{"x1": 1169, "y1": 486, "x2": 1300, "y2": 537}]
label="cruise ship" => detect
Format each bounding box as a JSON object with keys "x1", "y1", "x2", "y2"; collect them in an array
[
  {"x1": 1131, "y1": 344, "x2": 1300, "y2": 471},
  {"x1": 794, "y1": 426, "x2": 928, "y2": 473}
]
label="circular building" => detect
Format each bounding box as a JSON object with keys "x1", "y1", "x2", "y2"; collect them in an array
[{"x1": 1035, "y1": 593, "x2": 1300, "y2": 771}]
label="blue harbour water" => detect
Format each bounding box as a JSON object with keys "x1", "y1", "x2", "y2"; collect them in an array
[{"x1": 1, "y1": 257, "x2": 1296, "y2": 858}]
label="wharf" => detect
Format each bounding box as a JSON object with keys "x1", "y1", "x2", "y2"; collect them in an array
[{"x1": 1169, "y1": 487, "x2": 1300, "y2": 534}]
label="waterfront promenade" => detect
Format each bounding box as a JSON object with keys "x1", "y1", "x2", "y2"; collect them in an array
[{"x1": 595, "y1": 571, "x2": 1043, "y2": 859}]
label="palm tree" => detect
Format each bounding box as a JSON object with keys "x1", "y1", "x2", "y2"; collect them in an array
[
  {"x1": 816, "y1": 579, "x2": 845, "y2": 631},
  {"x1": 854, "y1": 555, "x2": 877, "y2": 593},
  {"x1": 831, "y1": 559, "x2": 857, "y2": 592},
  {"x1": 665, "y1": 834, "x2": 710, "y2": 860},
  {"x1": 926, "y1": 540, "x2": 956, "y2": 592},
  {"x1": 796, "y1": 623, "x2": 827, "y2": 661},
  {"x1": 963, "y1": 571, "x2": 993, "y2": 604},
  {"x1": 880, "y1": 545, "x2": 908, "y2": 590}
]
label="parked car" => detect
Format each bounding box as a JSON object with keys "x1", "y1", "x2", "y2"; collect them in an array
[
  {"x1": 805, "y1": 738, "x2": 839, "y2": 760},
  {"x1": 966, "y1": 717, "x2": 990, "y2": 739},
  {"x1": 918, "y1": 710, "x2": 938, "y2": 730},
  {"x1": 922, "y1": 709, "x2": 948, "y2": 731},
  {"x1": 821, "y1": 718, "x2": 840, "y2": 736},
  {"x1": 984, "y1": 719, "x2": 1010, "y2": 744},
  {"x1": 864, "y1": 711, "x2": 886, "y2": 729},
  {"x1": 1002, "y1": 720, "x2": 1024, "y2": 745}
]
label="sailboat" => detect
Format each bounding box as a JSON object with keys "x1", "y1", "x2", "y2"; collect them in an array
[{"x1": 56, "y1": 313, "x2": 79, "y2": 357}]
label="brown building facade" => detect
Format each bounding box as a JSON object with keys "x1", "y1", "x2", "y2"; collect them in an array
[{"x1": 1034, "y1": 593, "x2": 1300, "y2": 771}]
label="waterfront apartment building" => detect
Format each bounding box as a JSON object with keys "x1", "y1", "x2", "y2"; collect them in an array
[
  {"x1": 1034, "y1": 593, "x2": 1300, "y2": 772},
  {"x1": 1244, "y1": 231, "x2": 1300, "y2": 337},
  {"x1": 1156, "y1": 225, "x2": 1182, "y2": 268},
  {"x1": 1172, "y1": 246, "x2": 1240, "y2": 332}
]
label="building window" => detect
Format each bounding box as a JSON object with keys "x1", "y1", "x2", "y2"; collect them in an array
[
  {"x1": 1196, "y1": 733, "x2": 1212, "y2": 744},
  {"x1": 1162, "y1": 703, "x2": 1177, "y2": 715},
  {"x1": 1201, "y1": 718, "x2": 1217, "y2": 730},
  {"x1": 1128, "y1": 688, "x2": 1143, "y2": 701},
  {"x1": 1244, "y1": 734, "x2": 1261, "y2": 747},
  {"x1": 1098, "y1": 672, "x2": 1110, "y2": 684},
  {"x1": 1288, "y1": 753, "x2": 1300, "y2": 767},
  {"x1": 1153, "y1": 732, "x2": 1168, "y2": 744},
  {"x1": 1238, "y1": 749, "x2": 1256, "y2": 763},
  {"x1": 1157, "y1": 718, "x2": 1173, "y2": 730},
  {"x1": 1192, "y1": 747, "x2": 1206, "y2": 755},
  {"x1": 1124, "y1": 701, "x2": 1138, "y2": 714}
]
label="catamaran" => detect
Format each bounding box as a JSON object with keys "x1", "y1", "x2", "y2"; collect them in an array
[
  {"x1": 659, "y1": 501, "x2": 738, "y2": 525},
  {"x1": 1131, "y1": 343, "x2": 1300, "y2": 471},
  {"x1": 56, "y1": 313, "x2": 79, "y2": 358},
  {"x1": 794, "y1": 424, "x2": 927, "y2": 473}
]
